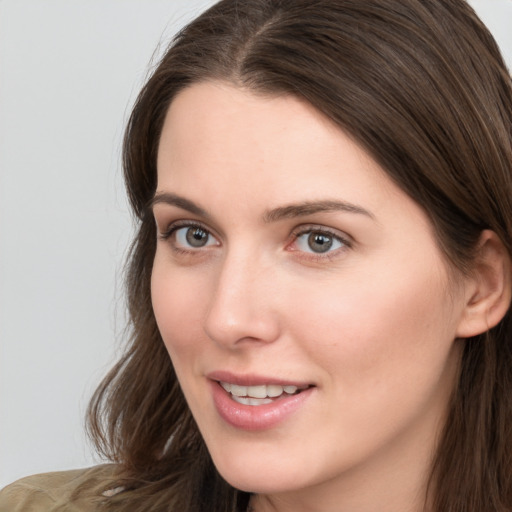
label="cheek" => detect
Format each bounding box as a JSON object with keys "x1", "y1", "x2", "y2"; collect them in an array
[
  {"x1": 151, "y1": 261, "x2": 209, "y2": 361},
  {"x1": 151, "y1": 260, "x2": 225, "y2": 420},
  {"x1": 283, "y1": 263, "x2": 462, "y2": 462},
  {"x1": 289, "y1": 261, "x2": 459, "y2": 392}
]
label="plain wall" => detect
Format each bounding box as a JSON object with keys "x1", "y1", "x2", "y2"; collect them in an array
[
  {"x1": 0, "y1": 0, "x2": 218, "y2": 487},
  {"x1": 1, "y1": 0, "x2": 511, "y2": 488}
]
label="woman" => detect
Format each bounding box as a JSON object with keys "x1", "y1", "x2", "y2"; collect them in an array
[{"x1": 2, "y1": 0, "x2": 512, "y2": 511}]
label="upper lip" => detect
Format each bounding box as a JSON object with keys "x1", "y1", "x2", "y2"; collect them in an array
[{"x1": 206, "y1": 370, "x2": 314, "y2": 388}]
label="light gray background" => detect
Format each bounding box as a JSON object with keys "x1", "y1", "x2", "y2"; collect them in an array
[{"x1": 1, "y1": 0, "x2": 511, "y2": 488}]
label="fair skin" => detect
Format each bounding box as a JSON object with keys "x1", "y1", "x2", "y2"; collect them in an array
[{"x1": 151, "y1": 82, "x2": 505, "y2": 512}]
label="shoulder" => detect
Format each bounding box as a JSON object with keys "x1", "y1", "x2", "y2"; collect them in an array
[{"x1": 0, "y1": 464, "x2": 118, "y2": 512}]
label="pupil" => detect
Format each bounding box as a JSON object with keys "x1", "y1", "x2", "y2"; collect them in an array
[
  {"x1": 186, "y1": 227, "x2": 208, "y2": 247},
  {"x1": 308, "y1": 232, "x2": 333, "y2": 253}
]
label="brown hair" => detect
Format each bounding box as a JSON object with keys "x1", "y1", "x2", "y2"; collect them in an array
[{"x1": 87, "y1": 1, "x2": 512, "y2": 510}]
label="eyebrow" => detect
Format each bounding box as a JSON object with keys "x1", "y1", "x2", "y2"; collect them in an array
[
  {"x1": 263, "y1": 200, "x2": 375, "y2": 222},
  {"x1": 150, "y1": 192, "x2": 209, "y2": 217},
  {"x1": 150, "y1": 192, "x2": 374, "y2": 222}
]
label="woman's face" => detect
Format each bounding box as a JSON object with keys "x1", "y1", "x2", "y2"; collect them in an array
[{"x1": 152, "y1": 82, "x2": 469, "y2": 508}]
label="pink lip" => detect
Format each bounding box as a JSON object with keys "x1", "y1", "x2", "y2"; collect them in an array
[
  {"x1": 207, "y1": 370, "x2": 311, "y2": 387},
  {"x1": 207, "y1": 372, "x2": 315, "y2": 431}
]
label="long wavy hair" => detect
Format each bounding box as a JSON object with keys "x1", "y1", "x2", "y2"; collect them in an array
[{"x1": 87, "y1": 1, "x2": 512, "y2": 510}]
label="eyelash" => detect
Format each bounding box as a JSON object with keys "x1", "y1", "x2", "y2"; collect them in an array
[
  {"x1": 289, "y1": 225, "x2": 352, "y2": 260},
  {"x1": 158, "y1": 221, "x2": 352, "y2": 260},
  {"x1": 158, "y1": 221, "x2": 216, "y2": 253}
]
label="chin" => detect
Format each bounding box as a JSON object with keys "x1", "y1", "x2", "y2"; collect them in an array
[
  {"x1": 218, "y1": 468, "x2": 299, "y2": 495},
  {"x1": 206, "y1": 443, "x2": 316, "y2": 495}
]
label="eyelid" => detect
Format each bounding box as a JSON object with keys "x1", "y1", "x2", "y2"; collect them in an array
[
  {"x1": 291, "y1": 224, "x2": 353, "y2": 244},
  {"x1": 153, "y1": 206, "x2": 224, "y2": 238},
  {"x1": 158, "y1": 219, "x2": 220, "y2": 246},
  {"x1": 287, "y1": 224, "x2": 353, "y2": 259},
  {"x1": 156, "y1": 218, "x2": 352, "y2": 262}
]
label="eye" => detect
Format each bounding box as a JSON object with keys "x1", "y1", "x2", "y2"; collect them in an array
[
  {"x1": 158, "y1": 221, "x2": 219, "y2": 251},
  {"x1": 293, "y1": 229, "x2": 347, "y2": 254},
  {"x1": 174, "y1": 225, "x2": 218, "y2": 249}
]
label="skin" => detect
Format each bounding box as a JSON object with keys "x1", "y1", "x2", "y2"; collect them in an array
[{"x1": 151, "y1": 81, "x2": 476, "y2": 512}]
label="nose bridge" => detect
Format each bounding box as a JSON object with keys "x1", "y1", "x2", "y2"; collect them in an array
[{"x1": 204, "y1": 246, "x2": 280, "y2": 347}]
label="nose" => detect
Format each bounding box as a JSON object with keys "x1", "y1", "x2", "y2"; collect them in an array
[{"x1": 203, "y1": 251, "x2": 281, "y2": 349}]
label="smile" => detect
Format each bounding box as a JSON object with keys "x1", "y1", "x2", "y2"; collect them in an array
[
  {"x1": 219, "y1": 382, "x2": 308, "y2": 406},
  {"x1": 209, "y1": 376, "x2": 315, "y2": 430}
]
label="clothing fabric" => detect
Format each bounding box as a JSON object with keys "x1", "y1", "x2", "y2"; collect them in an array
[{"x1": 0, "y1": 465, "x2": 117, "y2": 512}]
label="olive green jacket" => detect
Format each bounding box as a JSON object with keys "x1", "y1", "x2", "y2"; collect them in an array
[{"x1": 0, "y1": 465, "x2": 117, "y2": 511}]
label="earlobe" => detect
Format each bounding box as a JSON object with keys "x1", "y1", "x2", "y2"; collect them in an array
[{"x1": 456, "y1": 230, "x2": 512, "y2": 338}]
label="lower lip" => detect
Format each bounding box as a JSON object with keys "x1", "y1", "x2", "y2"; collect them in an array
[{"x1": 210, "y1": 381, "x2": 314, "y2": 431}]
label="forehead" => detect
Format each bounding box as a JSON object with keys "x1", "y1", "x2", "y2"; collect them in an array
[
  {"x1": 156, "y1": 81, "x2": 389, "y2": 205},
  {"x1": 159, "y1": 81, "x2": 344, "y2": 164}
]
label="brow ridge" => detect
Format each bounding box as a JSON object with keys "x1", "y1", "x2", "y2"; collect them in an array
[
  {"x1": 150, "y1": 192, "x2": 208, "y2": 217},
  {"x1": 150, "y1": 193, "x2": 374, "y2": 223},
  {"x1": 264, "y1": 200, "x2": 374, "y2": 222}
]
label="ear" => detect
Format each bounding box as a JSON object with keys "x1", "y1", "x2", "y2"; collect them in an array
[{"x1": 456, "y1": 230, "x2": 512, "y2": 338}]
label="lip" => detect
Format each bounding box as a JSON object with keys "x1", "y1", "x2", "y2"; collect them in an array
[
  {"x1": 207, "y1": 371, "x2": 315, "y2": 431},
  {"x1": 207, "y1": 370, "x2": 312, "y2": 387}
]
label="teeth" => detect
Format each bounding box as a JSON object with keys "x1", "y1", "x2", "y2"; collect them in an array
[
  {"x1": 219, "y1": 382, "x2": 304, "y2": 399},
  {"x1": 246, "y1": 385, "x2": 267, "y2": 398},
  {"x1": 266, "y1": 384, "x2": 284, "y2": 397},
  {"x1": 230, "y1": 384, "x2": 247, "y2": 396},
  {"x1": 220, "y1": 381, "x2": 232, "y2": 393},
  {"x1": 231, "y1": 395, "x2": 274, "y2": 406}
]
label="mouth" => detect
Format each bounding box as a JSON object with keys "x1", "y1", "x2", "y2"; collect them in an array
[
  {"x1": 218, "y1": 381, "x2": 311, "y2": 406},
  {"x1": 208, "y1": 374, "x2": 316, "y2": 430}
]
